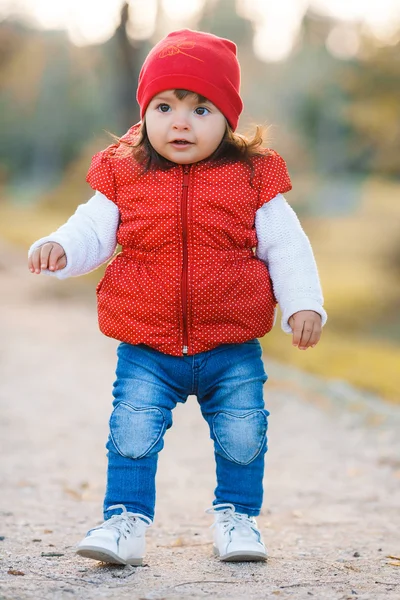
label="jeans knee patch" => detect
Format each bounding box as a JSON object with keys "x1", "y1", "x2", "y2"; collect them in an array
[
  {"x1": 212, "y1": 409, "x2": 268, "y2": 465},
  {"x1": 109, "y1": 402, "x2": 167, "y2": 459}
]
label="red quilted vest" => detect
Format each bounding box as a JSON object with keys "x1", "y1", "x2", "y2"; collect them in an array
[{"x1": 86, "y1": 129, "x2": 292, "y2": 356}]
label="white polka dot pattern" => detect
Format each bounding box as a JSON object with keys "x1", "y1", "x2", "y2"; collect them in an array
[{"x1": 86, "y1": 140, "x2": 292, "y2": 356}]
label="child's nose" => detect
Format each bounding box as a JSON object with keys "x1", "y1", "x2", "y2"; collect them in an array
[{"x1": 172, "y1": 113, "x2": 190, "y2": 130}]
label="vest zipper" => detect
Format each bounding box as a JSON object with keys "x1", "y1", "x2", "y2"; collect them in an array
[{"x1": 181, "y1": 165, "x2": 190, "y2": 355}]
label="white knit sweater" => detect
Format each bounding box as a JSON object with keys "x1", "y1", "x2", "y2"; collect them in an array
[{"x1": 28, "y1": 192, "x2": 327, "y2": 333}]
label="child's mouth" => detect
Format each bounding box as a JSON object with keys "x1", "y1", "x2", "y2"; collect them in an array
[{"x1": 170, "y1": 140, "x2": 193, "y2": 146}]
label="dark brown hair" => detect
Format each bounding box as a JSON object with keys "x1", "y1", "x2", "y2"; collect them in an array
[{"x1": 109, "y1": 90, "x2": 268, "y2": 171}]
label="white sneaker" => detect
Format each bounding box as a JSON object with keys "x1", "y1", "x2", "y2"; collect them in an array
[
  {"x1": 76, "y1": 504, "x2": 152, "y2": 565},
  {"x1": 206, "y1": 503, "x2": 267, "y2": 562}
]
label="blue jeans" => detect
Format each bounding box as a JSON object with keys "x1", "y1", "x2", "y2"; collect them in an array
[{"x1": 104, "y1": 340, "x2": 269, "y2": 521}]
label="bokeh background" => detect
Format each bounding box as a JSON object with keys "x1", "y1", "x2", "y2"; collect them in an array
[{"x1": 1, "y1": 0, "x2": 399, "y2": 401}]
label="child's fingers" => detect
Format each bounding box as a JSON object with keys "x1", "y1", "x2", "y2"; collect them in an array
[
  {"x1": 28, "y1": 252, "x2": 34, "y2": 272},
  {"x1": 48, "y1": 246, "x2": 66, "y2": 271},
  {"x1": 290, "y1": 312, "x2": 322, "y2": 349},
  {"x1": 55, "y1": 253, "x2": 67, "y2": 271},
  {"x1": 29, "y1": 243, "x2": 66, "y2": 273},
  {"x1": 301, "y1": 321, "x2": 322, "y2": 349},
  {"x1": 29, "y1": 247, "x2": 44, "y2": 273},
  {"x1": 309, "y1": 326, "x2": 322, "y2": 348},
  {"x1": 298, "y1": 320, "x2": 314, "y2": 349},
  {"x1": 291, "y1": 319, "x2": 304, "y2": 347},
  {"x1": 37, "y1": 243, "x2": 54, "y2": 271}
]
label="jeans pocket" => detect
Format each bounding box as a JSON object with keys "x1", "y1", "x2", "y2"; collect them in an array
[{"x1": 109, "y1": 402, "x2": 167, "y2": 459}]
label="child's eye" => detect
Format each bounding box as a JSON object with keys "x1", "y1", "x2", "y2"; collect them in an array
[
  {"x1": 194, "y1": 106, "x2": 210, "y2": 116},
  {"x1": 157, "y1": 103, "x2": 171, "y2": 113}
]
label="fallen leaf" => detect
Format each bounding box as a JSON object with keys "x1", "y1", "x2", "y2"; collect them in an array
[
  {"x1": 344, "y1": 564, "x2": 361, "y2": 572},
  {"x1": 63, "y1": 487, "x2": 82, "y2": 500},
  {"x1": 292, "y1": 510, "x2": 303, "y2": 519},
  {"x1": 8, "y1": 569, "x2": 25, "y2": 576}
]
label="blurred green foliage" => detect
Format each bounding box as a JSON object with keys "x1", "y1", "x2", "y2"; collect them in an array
[{"x1": 1, "y1": 5, "x2": 399, "y2": 195}]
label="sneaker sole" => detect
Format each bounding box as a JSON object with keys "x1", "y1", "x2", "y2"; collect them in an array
[
  {"x1": 76, "y1": 546, "x2": 143, "y2": 566},
  {"x1": 213, "y1": 546, "x2": 267, "y2": 562}
]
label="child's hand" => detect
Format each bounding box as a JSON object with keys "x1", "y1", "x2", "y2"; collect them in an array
[
  {"x1": 28, "y1": 242, "x2": 67, "y2": 274},
  {"x1": 288, "y1": 310, "x2": 322, "y2": 350}
]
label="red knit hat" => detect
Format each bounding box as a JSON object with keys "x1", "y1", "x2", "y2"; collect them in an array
[{"x1": 137, "y1": 29, "x2": 243, "y2": 131}]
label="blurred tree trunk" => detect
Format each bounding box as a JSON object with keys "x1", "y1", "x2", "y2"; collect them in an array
[{"x1": 113, "y1": 1, "x2": 153, "y2": 131}]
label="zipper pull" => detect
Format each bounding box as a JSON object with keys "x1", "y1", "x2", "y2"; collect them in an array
[
  {"x1": 182, "y1": 345, "x2": 188, "y2": 355},
  {"x1": 183, "y1": 165, "x2": 190, "y2": 186}
]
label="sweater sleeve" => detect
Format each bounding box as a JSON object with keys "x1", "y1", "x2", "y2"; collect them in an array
[
  {"x1": 256, "y1": 151, "x2": 292, "y2": 210},
  {"x1": 255, "y1": 193, "x2": 327, "y2": 333},
  {"x1": 28, "y1": 191, "x2": 119, "y2": 279}
]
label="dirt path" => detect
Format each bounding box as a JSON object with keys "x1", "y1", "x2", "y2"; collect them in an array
[{"x1": 1, "y1": 243, "x2": 399, "y2": 600}]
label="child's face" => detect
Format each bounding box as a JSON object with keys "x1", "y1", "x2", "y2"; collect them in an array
[{"x1": 145, "y1": 90, "x2": 226, "y2": 164}]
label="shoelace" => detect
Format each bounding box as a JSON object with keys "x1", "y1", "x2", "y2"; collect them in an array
[
  {"x1": 206, "y1": 503, "x2": 260, "y2": 539},
  {"x1": 90, "y1": 504, "x2": 152, "y2": 539}
]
